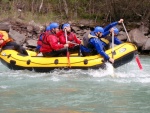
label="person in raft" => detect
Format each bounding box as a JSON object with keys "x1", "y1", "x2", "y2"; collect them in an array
[
  {"x1": 36, "y1": 25, "x2": 51, "y2": 53},
  {"x1": 39, "y1": 22, "x2": 69, "y2": 57},
  {"x1": 58, "y1": 23, "x2": 81, "y2": 54},
  {"x1": 103, "y1": 19, "x2": 124, "y2": 48},
  {"x1": 0, "y1": 30, "x2": 28, "y2": 55},
  {"x1": 80, "y1": 19, "x2": 124, "y2": 63}
]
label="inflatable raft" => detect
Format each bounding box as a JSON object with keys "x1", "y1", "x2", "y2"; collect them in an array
[{"x1": 0, "y1": 42, "x2": 137, "y2": 72}]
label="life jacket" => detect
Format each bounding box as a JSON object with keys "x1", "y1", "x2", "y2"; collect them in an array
[
  {"x1": 67, "y1": 32, "x2": 76, "y2": 43},
  {"x1": 58, "y1": 31, "x2": 81, "y2": 48},
  {"x1": 40, "y1": 31, "x2": 59, "y2": 53},
  {"x1": 82, "y1": 31, "x2": 109, "y2": 47},
  {"x1": 0, "y1": 31, "x2": 13, "y2": 48},
  {"x1": 41, "y1": 31, "x2": 53, "y2": 49},
  {"x1": 59, "y1": 31, "x2": 77, "y2": 44},
  {"x1": 65, "y1": 32, "x2": 79, "y2": 48},
  {"x1": 37, "y1": 33, "x2": 43, "y2": 46},
  {"x1": 82, "y1": 31, "x2": 91, "y2": 47}
]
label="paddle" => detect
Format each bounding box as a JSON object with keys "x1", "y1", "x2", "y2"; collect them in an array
[
  {"x1": 135, "y1": 55, "x2": 143, "y2": 70},
  {"x1": 122, "y1": 22, "x2": 143, "y2": 70},
  {"x1": 122, "y1": 22, "x2": 131, "y2": 42},
  {"x1": 111, "y1": 30, "x2": 115, "y2": 77},
  {"x1": 64, "y1": 29, "x2": 71, "y2": 68}
]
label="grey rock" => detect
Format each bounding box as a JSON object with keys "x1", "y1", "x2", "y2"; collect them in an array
[
  {"x1": 117, "y1": 31, "x2": 127, "y2": 41},
  {"x1": 26, "y1": 39, "x2": 37, "y2": 47},
  {"x1": 9, "y1": 28, "x2": 26, "y2": 45},
  {"x1": 129, "y1": 28, "x2": 148, "y2": 47},
  {"x1": 142, "y1": 38, "x2": 150, "y2": 50}
]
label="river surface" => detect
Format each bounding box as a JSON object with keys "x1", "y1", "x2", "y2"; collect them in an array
[{"x1": 0, "y1": 55, "x2": 150, "y2": 113}]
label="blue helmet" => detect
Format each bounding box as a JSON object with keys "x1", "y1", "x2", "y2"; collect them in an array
[
  {"x1": 62, "y1": 23, "x2": 70, "y2": 29},
  {"x1": 49, "y1": 22, "x2": 59, "y2": 30},
  {"x1": 46, "y1": 25, "x2": 50, "y2": 31},
  {"x1": 113, "y1": 27, "x2": 119, "y2": 35},
  {"x1": 94, "y1": 26, "x2": 104, "y2": 33}
]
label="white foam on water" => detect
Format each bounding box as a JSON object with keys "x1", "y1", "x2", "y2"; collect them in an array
[
  {"x1": 0, "y1": 57, "x2": 149, "y2": 84},
  {"x1": 136, "y1": 78, "x2": 150, "y2": 83},
  {"x1": 2, "y1": 70, "x2": 48, "y2": 78},
  {"x1": 88, "y1": 62, "x2": 115, "y2": 78},
  {"x1": 0, "y1": 85, "x2": 9, "y2": 89},
  {"x1": 49, "y1": 76, "x2": 60, "y2": 81}
]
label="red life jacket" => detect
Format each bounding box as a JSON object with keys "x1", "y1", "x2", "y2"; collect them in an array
[
  {"x1": 59, "y1": 32, "x2": 81, "y2": 48},
  {"x1": 40, "y1": 31, "x2": 64, "y2": 53}
]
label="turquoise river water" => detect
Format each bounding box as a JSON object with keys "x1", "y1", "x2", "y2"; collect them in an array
[{"x1": 0, "y1": 55, "x2": 150, "y2": 113}]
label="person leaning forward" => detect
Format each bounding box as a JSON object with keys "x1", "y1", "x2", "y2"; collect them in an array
[
  {"x1": 0, "y1": 30, "x2": 28, "y2": 55},
  {"x1": 80, "y1": 27, "x2": 114, "y2": 63},
  {"x1": 80, "y1": 19, "x2": 124, "y2": 63},
  {"x1": 40, "y1": 22, "x2": 69, "y2": 57}
]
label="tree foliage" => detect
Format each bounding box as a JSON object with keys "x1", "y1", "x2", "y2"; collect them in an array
[{"x1": 0, "y1": 0, "x2": 149, "y2": 23}]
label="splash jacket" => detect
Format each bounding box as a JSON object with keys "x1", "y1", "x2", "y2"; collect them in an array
[
  {"x1": 58, "y1": 30, "x2": 81, "y2": 48},
  {"x1": 40, "y1": 31, "x2": 64, "y2": 53}
]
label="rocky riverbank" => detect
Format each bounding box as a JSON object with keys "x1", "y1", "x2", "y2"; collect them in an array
[{"x1": 0, "y1": 18, "x2": 150, "y2": 54}]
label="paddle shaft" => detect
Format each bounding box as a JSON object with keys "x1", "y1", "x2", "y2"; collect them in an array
[
  {"x1": 112, "y1": 31, "x2": 114, "y2": 59},
  {"x1": 64, "y1": 29, "x2": 71, "y2": 67},
  {"x1": 122, "y1": 22, "x2": 143, "y2": 70},
  {"x1": 64, "y1": 29, "x2": 69, "y2": 51},
  {"x1": 122, "y1": 22, "x2": 131, "y2": 42},
  {"x1": 111, "y1": 30, "x2": 115, "y2": 77}
]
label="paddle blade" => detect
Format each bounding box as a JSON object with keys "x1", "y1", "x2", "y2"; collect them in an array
[
  {"x1": 135, "y1": 55, "x2": 143, "y2": 70},
  {"x1": 67, "y1": 52, "x2": 71, "y2": 68}
]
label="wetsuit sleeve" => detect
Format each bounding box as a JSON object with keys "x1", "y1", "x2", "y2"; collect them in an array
[
  {"x1": 114, "y1": 36, "x2": 122, "y2": 45},
  {"x1": 102, "y1": 31, "x2": 110, "y2": 37},
  {"x1": 103, "y1": 21, "x2": 118, "y2": 32},
  {"x1": 90, "y1": 38, "x2": 110, "y2": 60}
]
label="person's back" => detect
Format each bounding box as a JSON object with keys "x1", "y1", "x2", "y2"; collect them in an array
[
  {"x1": 36, "y1": 25, "x2": 51, "y2": 53},
  {"x1": 40, "y1": 31, "x2": 55, "y2": 53}
]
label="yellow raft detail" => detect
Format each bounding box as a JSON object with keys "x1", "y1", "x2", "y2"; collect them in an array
[{"x1": 0, "y1": 42, "x2": 137, "y2": 72}]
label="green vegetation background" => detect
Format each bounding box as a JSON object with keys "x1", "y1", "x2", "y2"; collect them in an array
[{"x1": 0, "y1": 0, "x2": 149, "y2": 25}]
